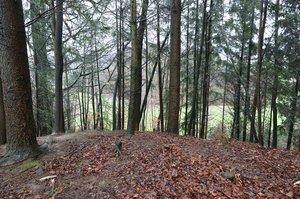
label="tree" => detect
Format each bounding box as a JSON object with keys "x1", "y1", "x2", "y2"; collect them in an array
[
  {"x1": 137, "y1": 0, "x2": 149, "y2": 125},
  {"x1": 53, "y1": 0, "x2": 65, "y2": 133},
  {"x1": 127, "y1": 0, "x2": 139, "y2": 134},
  {"x1": 270, "y1": 0, "x2": 280, "y2": 148},
  {"x1": 187, "y1": 0, "x2": 207, "y2": 136},
  {"x1": 200, "y1": 0, "x2": 213, "y2": 138},
  {"x1": 157, "y1": 0, "x2": 164, "y2": 132},
  {"x1": 250, "y1": 0, "x2": 268, "y2": 145},
  {"x1": 243, "y1": 4, "x2": 255, "y2": 142},
  {"x1": 0, "y1": 76, "x2": 6, "y2": 145},
  {"x1": 0, "y1": 0, "x2": 40, "y2": 161},
  {"x1": 167, "y1": 0, "x2": 181, "y2": 134}
]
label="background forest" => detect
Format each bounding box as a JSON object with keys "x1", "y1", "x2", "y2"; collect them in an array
[{"x1": 0, "y1": 0, "x2": 299, "y2": 150}]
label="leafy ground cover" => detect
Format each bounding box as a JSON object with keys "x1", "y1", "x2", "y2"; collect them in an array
[{"x1": 0, "y1": 131, "x2": 299, "y2": 198}]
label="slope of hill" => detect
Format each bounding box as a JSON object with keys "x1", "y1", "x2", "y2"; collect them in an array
[{"x1": 0, "y1": 131, "x2": 299, "y2": 198}]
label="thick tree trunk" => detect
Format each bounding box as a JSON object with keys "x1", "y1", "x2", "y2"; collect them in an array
[
  {"x1": 127, "y1": 0, "x2": 139, "y2": 134},
  {"x1": 167, "y1": 0, "x2": 181, "y2": 134},
  {"x1": 53, "y1": 0, "x2": 65, "y2": 133},
  {"x1": 0, "y1": 77, "x2": 6, "y2": 145},
  {"x1": 0, "y1": 0, "x2": 39, "y2": 160}
]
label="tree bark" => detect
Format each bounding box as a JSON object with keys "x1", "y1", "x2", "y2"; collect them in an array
[
  {"x1": 243, "y1": 7, "x2": 255, "y2": 142},
  {"x1": 200, "y1": 0, "x2": 213, "y2": 138},
  {"x1": 157, "y1": 0, "x2": 164, "y2": 132},
  {"x1": 271, "y1": 0, "x2": 280, "y2": 148},
  {"x1": 233, "y1": 21, "x2": 245, "y2": 140},
  {"x1": 127, "y1": 0, "x2": 139, "y2": 134},
  {"x1": 167, "y1": 0, "x2": 181, "y2": 134},
  {"x1": 53, "y1": 0, "x2": 65, "y2": 133},
  {"x1": 184, "y1": 3, "x2": 190, "y2": 135},
  {"x1": 0, "y1": 0, "x2": 40, "y2": 161}
]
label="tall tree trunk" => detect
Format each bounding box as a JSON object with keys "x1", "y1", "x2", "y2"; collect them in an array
[
  {"x1": 53, "y1": 0, "x2": 65, "y2": 133},
  {"x1": 157, "y1": 0, "x2": 164, "y2": 132},
  {"x1": 136, "y1": 0, "x2": 149, "y2": 126},
  {"x1": 112, "y1": 74, "x2": 119, "y2": 130},
  {"x1": 167, "y1": 0, "x2": 181, "y2": 134},
  {"x1": 188, "y1": 0, "x2": 207, "y2": 136},
  {"x1": 65, "y1": 69, "x2": 71, "y2": 131},
  {"x1": 127, "y1": 0, "x2": 139, "y2": 134},
  {"x1": 94, "y1": 34, "x2": 104, "y2": 130},
  {"x1": 267, "y1": 106, "x2": 272, "y2": 147},
  {"x1": 91, "y1": 65, "x2": 96, "y2": 130},
  {"x1": 271, "y1": 0, "x2": 280, "y2": 148},
  {"x1": 243, "y1": 7, "x2": 255, "y2": 142},
  {"x1": 286, "y1": 71, "x2": 299, "y2": 150},
  {"x1": 221, "y1": 59, "x2": 228, "y2": 133},
  {"x1": 121, "y1": 3, "x2": 125, "y2": 129},
  {"x1": 250, "y1": 0, "x2": 268, "y2": 145},
  {"x1": 0, "y1": 0, "x2": 39, "y2": 161},
  {"x1": 78, "y1": 89, "x2": 83, "y2": 131},
  {"x1": 115, "y1": 0, "x2": 122, "y2": 130},
  {"x1": 0, "y1": 77, "x2": 6, "y2": 144},
  {"x1": 81, "y1": 76, "x2": 87, "y2": 130},
  {"x1": 127, "y1": 0, "x2": 149, "y2": 133},
  {"x1": 184, "y1": 2, "x2": 190, "y2": 135},
  {"x1": 200, "y1": 0, "x2": 213, "y2": 138},
  {"x1": 233, "y1": 21, "x2": 245, "y2": 139}
]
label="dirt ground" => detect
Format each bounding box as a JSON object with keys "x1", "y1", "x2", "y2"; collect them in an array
[{"x1": 0, "y1": 131, "x2": 300, "y2": 198}]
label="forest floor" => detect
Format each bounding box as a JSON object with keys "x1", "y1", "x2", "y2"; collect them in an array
[{"x1": 0, "y1": 131, "x2": 300, "y2": 198}]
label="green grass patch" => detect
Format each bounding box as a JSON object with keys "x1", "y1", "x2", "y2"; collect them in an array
[{"x1": 15, "y1": 159, "x2": 42, "y2": 171}]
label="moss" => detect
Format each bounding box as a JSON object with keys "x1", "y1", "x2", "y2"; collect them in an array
[{"x1": 16, "y1": 159, "x2": 42, "y2": 170}]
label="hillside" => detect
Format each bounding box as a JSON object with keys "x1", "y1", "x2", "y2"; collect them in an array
[{"x1": 0, "y1": 131, "x2": 300, "y2": 198}]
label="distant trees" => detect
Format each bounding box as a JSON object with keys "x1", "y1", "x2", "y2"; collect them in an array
[
  {"x1": 0, "y1": 0, "x2": 298, "y2": 150},
  {"x1": 0, "y1": 0, "x2": 40, "y2": 161},
  {"x1": 30, "y1": 0, "x2": 53, "y2": 135}
]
